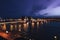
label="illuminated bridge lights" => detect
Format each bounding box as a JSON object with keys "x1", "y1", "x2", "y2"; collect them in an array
[
  {"x1": 0, "y1": 18, "x2": 59, "y2": 40},
  {"x1": 0, "y1": 18, "x2": 59, "y2": 32}
]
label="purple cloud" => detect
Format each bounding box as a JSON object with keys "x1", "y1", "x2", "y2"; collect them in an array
[{"x1": 35, "y1": 0, "x2": 60, "y2": 17}]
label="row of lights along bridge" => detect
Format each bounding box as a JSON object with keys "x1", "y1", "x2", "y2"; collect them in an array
[
  {"x1": 0, "y1": 17, "x2": 59, "y2": 40},
  {"x1": 0, "y1": 17, "x2": 58, "y2": 32}
]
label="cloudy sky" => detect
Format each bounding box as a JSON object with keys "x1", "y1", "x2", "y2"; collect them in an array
[
  {"x1": 36, "y1": 0, "x2": 60, "y2": 17},
  {"x1": 0, "y1": 0, "x2": 60, "y2": 18}
]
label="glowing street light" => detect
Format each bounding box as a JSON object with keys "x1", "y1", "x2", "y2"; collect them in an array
[
  {"x1": 54, "y1": 36, "x2": 57, "y2": 40},
  {"x1": 6, "y1": 31, "x2": 8, "y2": 34}
]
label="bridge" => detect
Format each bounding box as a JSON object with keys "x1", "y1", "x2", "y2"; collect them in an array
[{"x1": 0, "y1": 18, "x2": 60, "y2": 40}]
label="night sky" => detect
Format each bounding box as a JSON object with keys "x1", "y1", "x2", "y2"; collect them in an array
[
  {"x1": 0, "y1": 0, "x2": 56, "y2": 18},
  {"x1": 1, "y1": 0, "x2": 60, "y2": 18},
  {"x1": 0, "y1": 0, "x2": 34, "y2": 18}
]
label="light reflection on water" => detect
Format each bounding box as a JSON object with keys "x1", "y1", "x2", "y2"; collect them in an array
[{"x1": 25, "y1": 21, "x2": 60, "y2": 40}]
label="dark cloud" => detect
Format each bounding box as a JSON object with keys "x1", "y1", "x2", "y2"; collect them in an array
[{"x1": 0, "y1": 0, "x2": 55, "y2": 18}]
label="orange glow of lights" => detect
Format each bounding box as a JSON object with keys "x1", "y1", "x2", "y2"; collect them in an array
[
  {"x1": 15, "y1": 25, "x2": 17, "y2": 30},
  {"x1": 32, "y1": 22, "x2": 35, "y2": 28},
  {"x1": 10, "y1": 25, "x2": 13, "y2": 31},
  {"x1": 0, "y1": 32, "x2": 10, "y2": 39},
  {"x1": 18, "y1": 25, "x2": 21, "y2": 31},
  {"x1": 2, "y1": 23, "x2": 6, "y2": 31},
  {"x1": 23, "y1": 23, "x2": 27, "y2": 31},
  {"x1": 37, "y1": 22, "x2": 39, "y2": 27},
  {"x1": 26, "y1": 22, "x2": 29, "y2": 30},
  {"x1": 24, "y1": 21, "x2": 26, "y2": 23},
  {"x1": 27, "y1": 22, "x2": 29, "y2": 27},
  {"x1": 18, "y1": 19, "x2": 22, "y2": 21}
]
